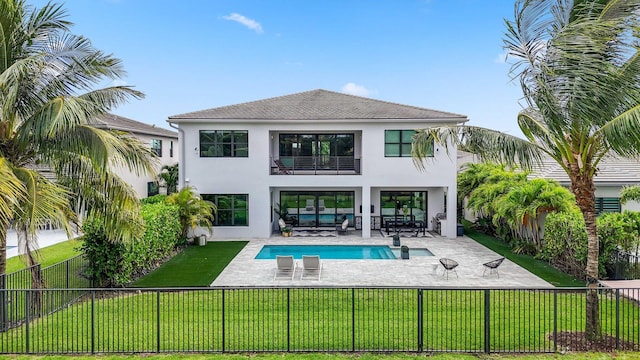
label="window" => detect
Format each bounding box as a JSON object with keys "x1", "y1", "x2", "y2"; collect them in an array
[
  {"x1": 384, "y1": 130, "x2": 432, "y2": 157},
  {"x1": 202, "y1": 194, "x2": 248, "y2": 226},
  {"x1": 200, "y1": 130, "x2": 248, "y2": 157},
  {"x1": 147, "y1": 181, "x2": 159, "y2": 197},
  {"x1": 595, "y1": 197, "x2": 621, "y2": 215},
  {"x1": 170, "y1": 141, "x2": 174, "y2": 157},
  {"x1": 150, "y1": 139, "x2": 162, "y2": 157}
]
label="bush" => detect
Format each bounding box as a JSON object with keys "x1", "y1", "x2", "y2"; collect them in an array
[
  {"x1": 597, "y1": 211, "x2": 640, "y2": 278},
  {"x1": 141, "y1": 194, "x2": 168, "y2": 205},
  {"x1": 541, "y1": 210, "x2": 588, "y2": 278},
  {"x1": 82, "y1": 202, "x2": 182, "y2": 286}
]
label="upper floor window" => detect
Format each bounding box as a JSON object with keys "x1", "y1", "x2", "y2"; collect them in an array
[
  {"x1": 202, "y1": 194, "x2": 248, "y2": 226},
  {"x1": 200, "y1": 130, "x2": 248, "y2": 157},
  {"x1": 384, "y1": 130, "x2": 432, "y2": 157},
  {"x1": 150, "y1": 139, "x2": 162, "y2": 157},
  {"x1": 169, "y1": 141, "x2": 174, "y2": 157}
]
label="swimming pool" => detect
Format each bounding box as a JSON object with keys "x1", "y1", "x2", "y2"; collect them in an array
[
  {"x1": 255, "y1": 245, "x2": 397, "y2": 259},
  {"x1": 390, "y1": 248, "x2": 434, "y2": 257}
]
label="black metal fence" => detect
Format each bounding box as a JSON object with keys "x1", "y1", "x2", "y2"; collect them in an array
[
  {"x1": 0, "y1": 255, "x2": 90, "y2": 331},
  {"x1": 610, "y1": 251, "x2": 640, "y2": 280},
  {"x1": 0, "y1": 286, "x2": 638, "y2": 354}
]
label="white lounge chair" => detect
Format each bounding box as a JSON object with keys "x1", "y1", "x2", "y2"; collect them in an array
[
  {"x1": 318, "y1": 199, "x2": 325, "y2": 212},
  {"x1": 274, "y1": 255, "x2": 296, "y2": 280},
  {"x1": 301, "y1": 255, "x2": 323, "y2": 280},
  {"x1": 305, "y1": 199, "x2": 314, "y2": 211}
]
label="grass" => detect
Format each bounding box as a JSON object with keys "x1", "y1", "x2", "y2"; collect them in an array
[
  {"x1": 463, "y1": 226, "x2": 584, "y2": 287},
  {"x1": 5, "y1": 237, "x2": 82, "y2": 274},
  {"x1": 131, "y1": 241, "x2": 248, "y2": 287},
  {"x1": 2, "y1": 354, "x2": 640, "y2": 359},
  {"x1": 0, "y1": 287, "x2": 637, "y2": 353}
]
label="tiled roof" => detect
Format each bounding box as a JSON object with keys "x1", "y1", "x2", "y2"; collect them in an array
[
  {"x1": 458, "y1": 151, "x2": 640, "y2": 186},
  {"x1": 168, "y1": 89, "x2": 468, "y2": 122},
  {"x1": 90, "y1": 113, "x2": 178, "y2": 138},
  {"x1": 528, "y1": 156, "x2": 640, "y2": 186}
]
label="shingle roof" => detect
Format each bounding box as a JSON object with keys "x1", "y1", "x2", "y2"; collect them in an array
[
  {"x1": 90, "y1": 113, "x2": 177, "y2": 138},
  {"x1": 528, "y1": 156, "x2": 640, "y2": 186},
  {"x1": 168, "y1": 89, "x2": 468, "y2": 122}
]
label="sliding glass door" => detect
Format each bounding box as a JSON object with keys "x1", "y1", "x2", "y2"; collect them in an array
[
  {"x1": 380, "y1": 191, "x2": 427, "y2": 222},
  {"x1": 280, "y1": 191, "x2": 355, "y2": 227}
]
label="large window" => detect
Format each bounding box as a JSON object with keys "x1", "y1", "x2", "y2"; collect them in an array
[
  {"x1": 380, "y1": 191, "x2": 427, "y2": 222},
  {"x1": 280, "y1": 191, "x2": 355, "y2": 227},
  {"x1": 202, "y1": 194, "x2": 248, "y2": 226},
  {"x1": 200, "y1": 130, "x2": 248, "y2": 157},
  {"x1": 150, "y1": 139, "x2": 162, "y2": 157},
  {"x1": 384, "y1": 130, "x2": 433, "y2": 157},
  {"x1": 147, "y1": 181, "x2": 159, "y2": 197}
]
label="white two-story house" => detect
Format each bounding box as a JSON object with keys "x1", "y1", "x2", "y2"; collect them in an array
[{"x1": 168, "y1": 89, "x2": 466, "y2": 238}]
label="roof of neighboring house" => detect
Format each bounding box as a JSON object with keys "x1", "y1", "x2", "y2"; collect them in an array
[
  {"x1": 90, "y1": 113, "x2": 178, "y2": 138},
  {"x1": 528, "y1": 156, "x2": 640, "y2": 186},
  {"x1": 457, "y1": 151, "x2": 640, "y2": 186},
  {"x1": 168, "y1": 89, "x2": 468, "y2": 123}
]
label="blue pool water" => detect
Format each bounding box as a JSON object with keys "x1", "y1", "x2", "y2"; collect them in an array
[{"x1": 255, "y1": 245, "x2": 396, "y2": 259}]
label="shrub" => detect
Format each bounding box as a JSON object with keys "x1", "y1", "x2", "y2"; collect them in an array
[
  {"x1": 82, "y1": 202, "x2": 182, "y2": 286},
  {"x1": 141, "y1": 194, "x2": 168, "y2": 205},
  {"x1": 541, "y1": 210, "x2": 588, "y2": 278}
]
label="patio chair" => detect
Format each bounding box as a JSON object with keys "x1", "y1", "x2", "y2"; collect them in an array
[
  {"x1": 301, "y1": 255, "x2": 323, "y2": 280},
  {"x1": 318, "y1": 199, "x2": 325, "y2": 212},
  {"x1": 336, "y1": 218, "x2": 349, "y2": 235},
  {"x1": 274, "y1": 255, "x2": 297, "y2": 280},
  {"x1": 483, "y1": 257, "x2": 505, "y2": 278},
  {"x1": 439, "y1": 258, "x2": 459, "y2": 279},
  {"x1": 274, "y1": 159, "x2": 291, "y2": 174}
]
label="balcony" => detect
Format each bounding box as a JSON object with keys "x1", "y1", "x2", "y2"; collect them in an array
[{"x1": 271, "y1": 156, "x2": 361, "y2": 175}]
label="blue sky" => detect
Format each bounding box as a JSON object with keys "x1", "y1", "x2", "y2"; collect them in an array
[{"x1": 30, "y1": 0, "x2": 524, "y2": 136}]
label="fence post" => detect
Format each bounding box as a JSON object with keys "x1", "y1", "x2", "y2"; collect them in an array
[
  {"x1": 553, "y1": 290, "x2": 557, "y2": 353},
  {"x1": 484, "y1": 289, "x2": 490, "y2": 354},
  {"x1": 221, "y1": 289, "x2": 225, "y2": 353},
  {"x1": 615, "y1": 289, "x2": 620, "y2": 350},
  {"x1": 25, "y1": 290, "x2": 29, "y2": 354},
  {"x1": 287, "y1": 288, "x2": 290, "y2": 352},
  {"x1": 0, "y1": 274, "x2": 7, "y2": 332},
  {"x1": 91, "y1": 290, "x2": 95, "y2": 354},
  {"x1": 65, "y1": 260, "x2": 70, "y2": 289},
  {"x1": 351, "y1": 288, "x2": 355, "y2": 352},
  {"x1": 417, "y1": 289, "x2": 423, "y2": 353},
  {"x1": 156, "y1": 290, "x2": 161, "y2": 353}
]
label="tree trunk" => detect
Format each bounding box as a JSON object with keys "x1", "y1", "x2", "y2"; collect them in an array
[{"x1": 569, "y1": 168, "x2": 601, "y2": 341}]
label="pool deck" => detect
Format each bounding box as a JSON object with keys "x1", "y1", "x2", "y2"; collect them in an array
[{"x1": 211, "y1": 234, "x2": 553, "y2": 288}]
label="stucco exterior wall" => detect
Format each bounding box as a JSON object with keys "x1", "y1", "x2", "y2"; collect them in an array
[{"x1": 177, "y1": 120, "x2": 458, "y2": 239}]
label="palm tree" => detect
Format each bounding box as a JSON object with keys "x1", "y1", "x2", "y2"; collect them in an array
[
  {"x1": 158, "y1": 163, "x2": 179, "y2": 195},
  {"x1": 0, "y1": 0, "x2": 154, "y2": 285},
  {"x1": 413, "y1": 0, "x2": 640, "y2": 341},
  {"x1": 166, "y1": 186, "x2": 216, "y2": 241}
]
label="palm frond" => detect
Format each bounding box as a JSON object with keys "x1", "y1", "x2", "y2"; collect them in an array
[{"x1": 0, "y1": 158, "x2": 26, "y2": 227}]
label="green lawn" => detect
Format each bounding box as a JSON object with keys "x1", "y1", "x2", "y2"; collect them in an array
[
  {"x1": 463, "y1": 227, "x2": 584, "y2": 287},
  {"x1": 5, "y1": 237, "x2": 82, "y2": 273},
  {"x1": 131, "y1": 241, "x2": 248, "y2": 287}
]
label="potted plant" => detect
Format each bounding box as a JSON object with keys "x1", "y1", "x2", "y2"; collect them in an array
[{"x1": 282, "y1": 226, "x2": 292, "y2": 237}]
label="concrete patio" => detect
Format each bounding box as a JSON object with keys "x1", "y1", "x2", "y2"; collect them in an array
[{"x1": 211, "y1": 233, "x2": 553, "y2": 288}]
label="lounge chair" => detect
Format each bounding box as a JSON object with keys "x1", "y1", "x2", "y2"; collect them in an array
[
  {"x1": 439, "y1": 258, "x2": 459, "y2": 279},
  {"x1": 301, "y1": 255, "x2": 323, "y2": 280},
  {"x1": 305, "y1": 199, "x2": 314, "y2": 211},
  {"x1": 274, "y1": 159, "x2": 292, "y2": 174},
  {"x1": 483, "y1": 257, "x2": 505, "y2": 277},
  {"x1": 318, "y1": 199, "x2": 325, "y2": 212},
  {"x1": 274, "y1": 255, "x2": 297, "y2": 280}
]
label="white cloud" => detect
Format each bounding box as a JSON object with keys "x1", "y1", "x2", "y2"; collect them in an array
[
  {"x1": 341, "y1": 83, "x2": 371, "y2": 97},
  {"x1": 494, "y1": 50, "x2": 509, "y2": 64},
  {"x1": 223, "y1": 13, "x2": 263, "y2": 34}
]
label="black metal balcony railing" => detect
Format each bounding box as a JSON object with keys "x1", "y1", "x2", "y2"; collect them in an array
[{"x1": 271, "y1": 156, "x2": 361, "y2": 175}]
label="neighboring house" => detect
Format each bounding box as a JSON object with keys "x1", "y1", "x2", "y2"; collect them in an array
[
  {"x1": 457, "y1": 151, "x2": 640, "y2": 217},
  {"x1": 527, "y1": 156, "x2": 640, "y2": 214},
  {"x1": 89, "y1": 114, "x2": 179, "y2": 198},
  {"x1": 168, "y1": 89, "x2": 467, "y2": 239}
]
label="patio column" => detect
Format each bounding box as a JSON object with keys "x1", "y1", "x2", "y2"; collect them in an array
[
  {"x1": 361, "y1": 186, "x2": 371, "y2": 238},
  {"x1": 444, "y1": 185, "x2": 457, "y2": 239}
]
